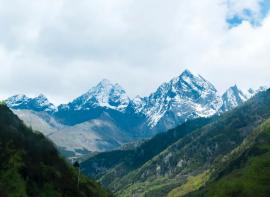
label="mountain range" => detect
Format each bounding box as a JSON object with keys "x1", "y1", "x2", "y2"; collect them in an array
[
  {"x1": 5, "y1": 69, "x2": 267, "y2": 158},
  {"x1": 81, "y1": 88, "x2": 270, "y2": 197}
]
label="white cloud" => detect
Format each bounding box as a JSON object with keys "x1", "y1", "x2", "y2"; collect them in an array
[{"x1": 0, "y1": 0, "x2": 269, "y2": 104}]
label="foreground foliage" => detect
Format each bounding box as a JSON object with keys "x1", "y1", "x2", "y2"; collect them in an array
[
  {"x1": 0, "y1": 105, "x2": 112, "y2": 197},
  {"x1": 189, "y1": 118, "x2": 270, "y2": 197}
]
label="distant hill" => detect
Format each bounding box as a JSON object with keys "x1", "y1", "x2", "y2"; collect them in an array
[{"x1": 0, "y1": 104, "x2": 112, "y2": 197}]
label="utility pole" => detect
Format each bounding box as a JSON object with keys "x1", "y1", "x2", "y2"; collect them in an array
[{"x1": 73, "y1": 161, "x2": 80, "y2": 191}]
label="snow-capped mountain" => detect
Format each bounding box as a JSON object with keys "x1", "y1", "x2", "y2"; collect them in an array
[
  {"x1": 60, "y1": 79, "x2": 130, "y2": 112},
  {"x1": 220, "y1": 85, "x2": 248, "y2": 112},
  {"x1": 138, "y1": 69, "x2": 223, "y2": 131},
  {"x1": 54, "y1": 79, "x2": 136, "y2": 126},
  {"x1": 132, "y1": 95, "x2": 146, "y2": 113},
  {"x1": 5, "y1": 70, "x2": 268, "y2": 158},
  {"x1": 6, "y1": 94, "x2": 56, "y2": 112}
]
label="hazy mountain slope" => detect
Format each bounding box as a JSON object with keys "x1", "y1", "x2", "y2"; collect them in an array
[
  {"x1": 90, "y1": 89, "x2": 270, "y2": 196},
  {"x1": 13, "y1": 110, "x2": 130, "y2": 159},
  {"x1": 50, "y1": 116, "x2": 130, "y2": 154},
  {"x1": 0, "y1": 104, "x2": 112, "y2": 197},
  {"x1": 13, "y1": 109, "x2": 60, "y2": 136},
  {"x1": 81, "y1": 117, "x2": 216, "y2": 180},
  {"x1": 185, "y1": 117, "x2": 270, "y2": 197}
]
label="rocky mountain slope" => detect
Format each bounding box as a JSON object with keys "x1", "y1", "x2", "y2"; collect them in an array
[
  {"x1": 13, "y1": 109, "x2": 130, "y2": 159},
  {"x1": 138, "y1": 70, "x2": 223, "y2": 131}
]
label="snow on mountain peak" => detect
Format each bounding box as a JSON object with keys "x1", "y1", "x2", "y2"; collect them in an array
[
  {"x1": 35, "y1": 94, "x2": 56, "y2": 111},
  {"x1": 6, "y1": 94, "x2": 30, "y2": 106},
  {"x1": 71, "y1": 79, "x2": 130, "y2": 111},
  {"x1": 6, "y1": 94, "x2": 56, "y2": 112},
  {"x1": 6, "y1": 71, "x2": 267, "y2": 135},
  {"x1": 159, "y1": 70, "x2": 218, "y2": 103},
  {"x1": 37, "y1": 93, "x2": 47, "y2": 99},
  {"x1": 132, "y1": 95, "x2": 146, "y2": 112},
  {"x1": 171, "y1": 70, "x2": 221, "y2": 109},
  {"x1": 142, "y1": 69, "x2": 222, "y2": 128},
  {"x1": 95, "y1": 78, "x2": 113, "y2": 89},
  {"x1": 180, "y1": 69, "x2": 193, "y2": 77},
  {"x1": 177, "y1": 70, "x2": 217, "y2": 95},
  {"x1": 220, "y1": 85, "x2": 247, "y2": 112}
]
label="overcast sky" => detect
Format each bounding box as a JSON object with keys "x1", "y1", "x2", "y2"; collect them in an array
[{"x1": 0, "y1": 0, "x2": 269, "y2": 105}]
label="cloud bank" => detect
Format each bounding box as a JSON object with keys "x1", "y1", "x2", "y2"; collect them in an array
[{"x1": 0, "y1": 0, "x2": 269, "y2": 104}]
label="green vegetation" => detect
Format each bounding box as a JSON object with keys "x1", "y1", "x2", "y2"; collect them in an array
[
  {"x1": 116, "y1": 177, "x2": 180, "y2": 197},
  {"x1": 168, "y1": 118, "x2": 270, "y2": 197},
  {"x1": 168, "y1": 171, "x2": 210, "y2": 197},
  {"x1": 0, "y1": 104, "x2": 112, "y2": 197},
  {"x1": 190, "y1": 118, "x2": 270, "y2": 197}
]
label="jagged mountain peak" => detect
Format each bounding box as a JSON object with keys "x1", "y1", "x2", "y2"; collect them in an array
[
  {"x1": 6, "y1": 94, "x2": 56, "y2": 112},
  {"x1": 36, "y1": 93, "x2": 47, "y2": 99},
  {"x1": 169, "y1": 69, "x2": 218, "y2": 97},
  {"x1": 88, "y1": 79, "x2": 125, "y2": 94},
  {"x1": 226, "y1": 85, "x2": 247, "y2": 98},
  {"x1": 95, "y1": 79, "x2": 119, "y2": 91},
  {"x1": 178, "y1": 69, "x2": 206, "y2": 82},
  {"x1": 5, "y1": 94, "x2": 30, "y2": 108},
  {"x1": 220, "y1": 85, "x2": 247, "y2": 112},
  {"x1": 7, "y1": 94, "x2": 29, "y2": 102},
  {"x1": 142, "y1": 70, "x2": 222, "y2": 129},
  {"x1": 180, "y1": 69, "x2": 193, "y2": 76},
  {"x1": 69, "y1": 79, "x2": 130, "y2": 111},
  {"x1": 99, "y1": 78, "x2": 112, "y2": 85},
  {"x1": 226, "y1": 84, "x2": 241, "y2": 95}
]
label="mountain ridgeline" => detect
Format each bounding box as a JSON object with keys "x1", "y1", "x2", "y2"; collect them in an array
[
  {"x1": 81, "y1": 89, "x2": 270, "y2": 196},
  {"x1": 0, "y1": 104, "x2": 112, "y2": 197},
  {"x1": 5, "y1": 70, "x2": 266, "y2": 158}
]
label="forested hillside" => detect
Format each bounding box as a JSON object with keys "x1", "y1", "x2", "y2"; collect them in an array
[
  {"x1": 0, "y1": 104, "x2": 112, "y2": 197},
  {"x1": 186, "y1": 118, "x2": 270, "y2": 197},
  {"x1": 82, "y1": 89, "x2": 270, "y2": 196}
]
